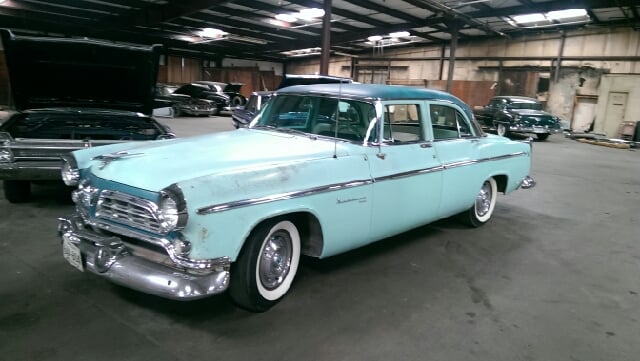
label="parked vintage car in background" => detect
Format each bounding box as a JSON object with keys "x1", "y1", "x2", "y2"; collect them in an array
[
  {"x1": 194, "y1": 81, "x2": 246, "y2": 107},
  {"x1": 58, "y1": 83, "x2": 535, "y2": 312},
  {"x1": 155, "y1": 84, "x2": 216, "y2": 117},
  {"x1": 0, "y1": 30, "x2": 174, "y2": 203},
  {"x1": 173, "y1": 82, "x2": 230, "y2": 115},
  {"x1": 474, "y1": 96, "x2": 562, "y2": 140},
  {"x1": 231, "y1": 91, "x2": 273, "y2": 128}
]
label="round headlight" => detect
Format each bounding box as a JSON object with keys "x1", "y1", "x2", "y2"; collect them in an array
[
  {"x1": 158, "y1": 193, "x2": 179, "y2": 231},
  {"x1": 157, "y1": 185, "x2": 188, "y2": 233},
  {"x1": 61, "y1": 157, "x2": 79, "y2": 186}
]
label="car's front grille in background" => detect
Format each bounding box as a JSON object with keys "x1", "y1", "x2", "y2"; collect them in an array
[{"x1": 96, "y1": 190, "x2": 162, "y2": 234}]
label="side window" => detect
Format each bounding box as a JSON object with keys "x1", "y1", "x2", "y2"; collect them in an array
[
  {"x1": 431, "y1": 104, "x2": 476, "y2": 140},
  {"x1": 381, "y1": 104, "x2": 422, "y2": 143}
]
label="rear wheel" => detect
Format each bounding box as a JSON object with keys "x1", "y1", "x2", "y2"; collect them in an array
[
  {"x1": 460, "y1": 177, "x2": 497, "y2": 227},
  {"x1": 231, "y1": 95, "x2": 245, "y2": 106},
  {"x1": 3, "y1": 180, "x2": 31, "y2": 203},
  {"x1": 536, "y1": 133, "x2": 549, "y2": 141},
  {"x1": 230, "y1": 218, "x2": 301, "y2": 312}
]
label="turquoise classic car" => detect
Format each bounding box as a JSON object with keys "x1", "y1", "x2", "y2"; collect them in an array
[{"x1": 58, "y1": 83, "x2": 536, "y2": 312}]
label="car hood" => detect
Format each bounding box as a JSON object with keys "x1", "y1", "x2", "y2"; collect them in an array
[
  {"x1": 1, "y1": 30, "x2": 160, "y2": 114},
  {"x1": 78, "y1": 128, "x2": 350, "y2": 192}
]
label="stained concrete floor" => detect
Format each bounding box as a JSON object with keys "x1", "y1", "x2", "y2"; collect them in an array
[{"x1": 1, "y1": 115, "x2": 639, "y2": 361}]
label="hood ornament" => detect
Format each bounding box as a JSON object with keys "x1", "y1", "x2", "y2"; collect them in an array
[{"x1": 93, "y1": 151, "x2": 144, "y2": 170}]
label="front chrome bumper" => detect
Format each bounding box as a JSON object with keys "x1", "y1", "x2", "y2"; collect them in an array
[{"x1": 57, "y1": 215, "x2": 230, "y2": 300}]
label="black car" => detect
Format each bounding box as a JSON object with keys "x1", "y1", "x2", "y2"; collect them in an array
[
  {"x1": 173, "y1": 82, "x2": 230, "y2": 115},
  {"x1": 0, "y1": 30, "x2": 175, "y2": 203},
  {"x1": 474, "y1": 96, "x2": 562, "y2": 141},
  {"x1": 231, "y1": 91, "x2": 273, "y2": 128},
  {"x1": 195, "y1": 81, "x2": 246, "y2": 107},
  {"x1": 155, "y1": 84, "x2": 216, "y2": 116}
]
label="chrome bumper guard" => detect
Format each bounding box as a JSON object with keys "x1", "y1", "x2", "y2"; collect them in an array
[
  {"x1": 519, "y1": 175, "x2": 536, "y2": 189},
  {"x1": 511, "y1": 125, "x2": 562, "y2": 134},
  {"x1": 57, "y1": 215, "x2": 230, "y2": 300}
]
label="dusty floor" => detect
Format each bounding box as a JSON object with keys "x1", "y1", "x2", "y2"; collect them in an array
[{"x1": 1, "y1": 115, "x2": 639, "y2": 361}]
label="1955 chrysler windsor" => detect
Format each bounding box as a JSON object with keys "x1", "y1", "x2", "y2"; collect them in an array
[{"x1": 58, "y1": 83, "x2": 536, "y2": 312}]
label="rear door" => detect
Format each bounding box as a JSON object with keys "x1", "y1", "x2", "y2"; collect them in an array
[{"x1": 429, "y1": 101, "x2": 487, "y2": 218}]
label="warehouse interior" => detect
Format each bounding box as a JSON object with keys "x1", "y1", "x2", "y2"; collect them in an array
[{"x1": 1, "y1": 1, "x2": 639, "y2": 361}]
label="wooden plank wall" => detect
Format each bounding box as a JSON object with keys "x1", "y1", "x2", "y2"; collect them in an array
[{"x1": 426, "y1": 80, "x2": 496, "y2": 108}]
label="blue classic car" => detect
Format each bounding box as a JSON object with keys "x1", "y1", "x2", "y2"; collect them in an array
[
  {"x1": 58, "y1": 84, "x2": 535, "y2": 312},
  {"x1": 474, "y1": 96, "x2": 562, "y2": 141}
]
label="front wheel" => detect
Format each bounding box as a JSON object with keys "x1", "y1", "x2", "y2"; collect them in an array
[
  {"x1": 230, "y1": 218, "x2": 301, "y2": 312},
  {"x1": 460, "y1": 177, "x2": 497, "y2": 227},
  {"x1": 496, "y1": 122, "x2": 509, "y2": 137}
]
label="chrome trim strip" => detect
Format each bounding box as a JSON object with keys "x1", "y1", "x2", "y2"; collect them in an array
[
  {"x1": 375, "y1": 165, "x2": 445, "y2": 182},
  {"x1": 196, "y1": 179, "x2": 373, "y2": 215},
  {"x1": 196, "y1": 151, "x2": 528, "y2": 215}
]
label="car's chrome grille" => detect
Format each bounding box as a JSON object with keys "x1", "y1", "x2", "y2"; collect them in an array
[{"x1": 96, "y1": 190, "x2": 162, "y2": 234}]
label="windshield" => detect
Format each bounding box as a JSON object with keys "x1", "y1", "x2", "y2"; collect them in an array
[
  {"x1": 252, "y1": 94, "x2": 377, "y2": 143},
  {"x1": 508, "y1": 101, "x2": 543, "y2": 110}
]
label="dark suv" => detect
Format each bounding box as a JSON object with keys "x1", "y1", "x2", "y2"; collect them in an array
[{"x1": 474, "y1": 96, "x2": 561, "y2": 141}]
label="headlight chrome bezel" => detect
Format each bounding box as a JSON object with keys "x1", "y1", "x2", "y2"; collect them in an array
[
  {"x1": 61, "y1": 156, "x2": 80, "y2": 186},
  {"x1": 157, "y1": 184, "x2": 188, "y2": 233}
]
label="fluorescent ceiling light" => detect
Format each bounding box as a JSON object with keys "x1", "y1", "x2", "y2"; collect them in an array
[
  {"x1": 547, "y1": 9, "x2": 588, "y2": 20},
  {"x1": 298, "y1": 8, "x2": 325, "y2": 20},
  {"x1": 389, "y1": 31, "x2": 410, "y2": 38},
  {"x1": 512, "y1": 13, "x2": 546, "y2": 24},
  {"x1": 275, "y1": 13, "x2": 297, "y2": 22},
  {"x1": 367, "y1": 35, "x2": 383, "y2": 42},
  {"x1": 198, "y1": 28, "x2": 227, "y2": 38},
  {"x1": 274, "y1": 8, "x2": 325, "y2": 25}
]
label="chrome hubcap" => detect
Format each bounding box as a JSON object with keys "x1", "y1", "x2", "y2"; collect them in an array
[
  {"x1": 475, "y1": 181, "x2": 492, "y2": 217},
  {"x1": 497, "y1": 124, "x2": 505, "y2": 136},
  {"x1": 259, "y1": 230, "x2": 292, "y2": 290}
]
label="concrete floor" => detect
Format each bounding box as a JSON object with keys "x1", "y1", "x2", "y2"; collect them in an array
[{"x1": 1, "y1": 114, "x2": 639, "y2": 361}]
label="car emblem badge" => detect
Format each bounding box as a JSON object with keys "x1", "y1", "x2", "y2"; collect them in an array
[{"x1": 93, "y1": 151, "x2": 144, "y2": 170}]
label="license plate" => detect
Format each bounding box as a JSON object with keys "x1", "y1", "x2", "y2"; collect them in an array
[{"x1": 63, "y1": 238, "x2": 84, "y2": 272}]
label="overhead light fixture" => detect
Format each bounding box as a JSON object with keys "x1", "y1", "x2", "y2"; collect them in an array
[
  {"x1": 512, "y1": 13, "x2": 546, "y2": 24},
  {"x1": 389, "y1": 31, "x2": 410, "y2": 38},
  {"x1": 547, "y1": 9, "x2": 588, "y2": 20},
  {"x1": 275, "y1": 13, "x2": 297, "y2": 23},
  {"x1": 274, "y1": 7, "x2": 326, "y2": 25},
  {"x1": 510, "y1": 8, "x2": 589, "y2": 26},
  {"x1": 367, "y1": 35, "x2": 383, "y2": 42},
  {"x1": 198, "y1": 28, "x2": 227, "y2": 38},
  {"x1": 298, "y1": 8, "x2": 325, "y2": 20}
]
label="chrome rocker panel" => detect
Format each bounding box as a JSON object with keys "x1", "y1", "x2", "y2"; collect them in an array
[{"x1": 57, "y1": 215, "x2": 230, "y2": 300}]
